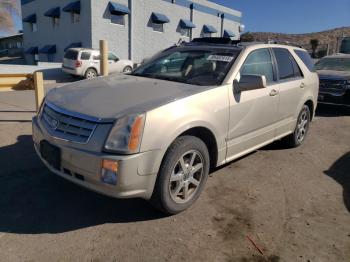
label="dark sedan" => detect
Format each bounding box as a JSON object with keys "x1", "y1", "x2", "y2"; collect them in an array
[{"x1": 316, "y1": 54, "x2": 350, "y2": 106}]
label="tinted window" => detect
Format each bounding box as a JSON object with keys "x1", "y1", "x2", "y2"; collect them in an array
[
  {"x1": 93, "y1": 55, "x2": 100, "y2": 60},
  {"x1": 64, "y1": 50, "x2": 78, "y2": 60},
  {"x1": 274, "y1": 48, "x2": 299, "y2": 80},
  {"x1": 294, "y1": 50, "x2": 315, "y2": 72},
  {"x1": 315, "y1": 57, "x2": 350, "y2": 71},
  {"x1": 240, "y1": 48, "x2": 274, "y2": 83},
  {"x1": 80, "y1": 52, "x2": 91, "y2": 60}
]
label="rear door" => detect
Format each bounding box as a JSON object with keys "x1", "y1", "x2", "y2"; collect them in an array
[
  {"x1": 272, "y1": 48, "x2": 305, "y2": 137},
  {"x1": 226, "y1": 48, "x2": 280, "y2": 161}
]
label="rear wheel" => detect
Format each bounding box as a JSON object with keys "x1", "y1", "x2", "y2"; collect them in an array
[
  {"x1": 123, "y1": 66, "x2": 132, "y2": 73},
  {"x1": 284, "y1": 105, "x2": 311, "y2": 147},
  {"x1": 151, "y1": 136, "x2": 210, "y2": 214},
  {"x1": 84, "y1": 68, "x2": 97, "y2": 79}
]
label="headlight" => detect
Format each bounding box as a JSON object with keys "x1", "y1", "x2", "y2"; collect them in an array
[{"x1": 104, "y1": 113, "x2": 146, "y2": 154}]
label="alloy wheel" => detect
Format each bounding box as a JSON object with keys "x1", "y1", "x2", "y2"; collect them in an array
[{"x1": 169, "y1": 150, "x2": 204, "y2": 204}]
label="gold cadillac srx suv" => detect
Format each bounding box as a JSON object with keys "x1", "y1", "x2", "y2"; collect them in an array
[{"x1": 32, "y1": 40, "x2": 319, "y2": 214}]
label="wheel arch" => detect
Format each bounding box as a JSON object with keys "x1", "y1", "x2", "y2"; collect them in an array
[
  {"x1": 304, "y1": 99, "x2": 315, "y2": 121},
  {"x1": 162, "y1": 126, "x2": 219, "y2": 171}
]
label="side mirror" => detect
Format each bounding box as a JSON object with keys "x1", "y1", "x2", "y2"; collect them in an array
[
  {"x1": 115, "y1": 58, "x2": 119, "y2": 62},
  {"x1": 235, "y1": 75, "x2": 267, "y2": 92}
]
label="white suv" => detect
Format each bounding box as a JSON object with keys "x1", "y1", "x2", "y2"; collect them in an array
[{"x1": 62, "y1": 48, "x2": 134, "y2": 79}]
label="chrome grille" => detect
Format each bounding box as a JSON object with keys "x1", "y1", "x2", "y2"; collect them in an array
[
  {"x1": 319, "y1": 79, "x2": 346, "y2": 93},
  {"x1": 41, "y1": 103, "x2": 98, "y2": 143}
]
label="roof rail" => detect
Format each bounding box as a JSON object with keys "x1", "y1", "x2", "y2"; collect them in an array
[
  {"x1": 266, "y1": 40, "x2": 304, "y2": 48},
  {"x1": 190, "y1": 37, "x2": 241, "y2": 45}
]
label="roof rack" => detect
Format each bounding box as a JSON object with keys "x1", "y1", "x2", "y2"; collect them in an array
[
  {"x1": 190, "y1": 37, "x2": 241, "y2": 45},
  {"x1": 266, "y1": 40, "x2": 304, "y2": 48}
]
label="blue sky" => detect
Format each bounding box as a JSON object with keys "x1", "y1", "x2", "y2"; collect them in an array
[
  {"x1": 212, "y1": 0, "x2": 350, "y2": 33},
  {"x1": 7, "y1": 0, "x2": 350, "y2": 35}
]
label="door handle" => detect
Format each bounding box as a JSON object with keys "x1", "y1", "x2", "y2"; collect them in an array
[
  {"x1": 300, "y1": 83, "x2": 305, "y2": 88},
  {"x1": 270, "y1": 89, "x2": 279, "y2": 96}
]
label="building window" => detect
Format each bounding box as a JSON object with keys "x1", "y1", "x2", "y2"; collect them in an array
[
  {"x1": 180, "y1": 28, "x2": 190, "y2": 37},
  {"x1": 71, "y1": 12, "x2": 80, "y2": 23},
  {"x1": 202, "y1": 32, "x2": 212, "y2": 38},
  {"x1": 52, "y1": 17, "x2": 60, "y2": 28},
  {"x1": 152, "y1": 23, "x2": 164, "y2": 32},
  {"x1": 31, "y1": 23, "x2": 37, "y2": 32},
  {"x1": 111, "y1": 14, "x2": 125, "y2": 25}
]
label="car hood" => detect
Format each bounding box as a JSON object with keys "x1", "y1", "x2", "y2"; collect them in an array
[
  {"x1": 46, "y1": 74, "x2": 213, "y2": 120},
  {"x1": 317, "y1": 70, "x2": 350, "y2": 81}
]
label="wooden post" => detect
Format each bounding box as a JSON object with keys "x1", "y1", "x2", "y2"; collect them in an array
[
  {"x1": 100, "y1": 40, "x2": 108, "y2": 76},
  {"x1": 34, "y1": 71, "x2": 44, "y2": 111}
]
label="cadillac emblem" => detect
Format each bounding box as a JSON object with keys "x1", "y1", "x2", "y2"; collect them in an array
[{"x1": 51, "y1": 119, "x2": 59, "y2": 130}]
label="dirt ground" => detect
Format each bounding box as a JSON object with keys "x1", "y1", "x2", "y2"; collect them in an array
[{"x1": 0, "y1": 104, "x2": 349, "y2": 262}]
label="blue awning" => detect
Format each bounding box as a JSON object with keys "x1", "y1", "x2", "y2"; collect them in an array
[
  {"x1": 180, "y1": 19, "x2": 196, "y2": 29},
  {"x1": 203, "y1": 25, "x2": 217, "y2": 34},
  {"x1": 64, "y1": 42, "x2": 82, "y2": 51},
  {"x1": 39, "y1": 45, "x2": 56, "y2": 54},
  {"x1": 44, "y1": 7, "x2": 60, "y2": 18},
  {"x1": 109, "y1": 2, "x2": 130, "y2": 15},
  {"x1": 223, "y1": 29, "x2": 235, "y2": 38},
  {"x1": 25, "y1": 46, "x2": 38, "y2": 54},
  {"x1": 23, "y1": 14, "x2": 36, "y2": 23},
  {"x1": 151, "y1": 12, "x2": 170, "y2": 24},
  {"x1": 63, "y1": 1, "x2": 81, "y2": 14}
]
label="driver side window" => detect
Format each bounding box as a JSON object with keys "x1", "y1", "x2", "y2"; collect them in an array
[{"x1": 240, "y1": 48, "x2": 275, "y2": 83}]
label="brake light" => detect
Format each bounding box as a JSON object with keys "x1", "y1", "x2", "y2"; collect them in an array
[{"x1": 75, "y1": 61, "x2": 82, "y2": 68}]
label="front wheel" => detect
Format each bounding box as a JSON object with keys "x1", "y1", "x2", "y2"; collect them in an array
[
  {"x1": 284, "y1": 105, "x2": 311, "y2": 147},
  {"x1": 122, "y1": 66, "x2": 132, "y2": 74},
  {"x1": 151, "y1": 136, "x2": 210, "y2": 214}
]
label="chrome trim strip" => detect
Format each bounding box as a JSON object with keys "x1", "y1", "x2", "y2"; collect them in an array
[{"x1": 45, "y1": 101, "x2": 114, "y2": 123}]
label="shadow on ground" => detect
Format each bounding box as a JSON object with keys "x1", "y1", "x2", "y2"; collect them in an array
[
  {"x1": 316, "y1": 104, "x2": 350, "y2": 117},
  {"x1": 0, "y1": 135, "x2": 164, "y2": 234},
  {"x1": 324, "y1": 152, "x2": 350, "y2": 212}
]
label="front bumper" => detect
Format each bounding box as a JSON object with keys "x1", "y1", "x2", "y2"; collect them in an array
[
  {"x1": 32, "y1": 116, "x2": 159, "y2": 200},
  {"x1": 318, "y1": 91, "x2": 350, "y2": 106}
]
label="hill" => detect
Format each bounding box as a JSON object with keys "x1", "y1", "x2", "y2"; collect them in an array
[{"x1": 241, "y1": 27, "x2": 350, "y2": 56}]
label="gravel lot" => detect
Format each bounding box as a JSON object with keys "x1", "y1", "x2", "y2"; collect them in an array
[{"x1": 0, "y1": 104, "x2": 349, "y2": 262}]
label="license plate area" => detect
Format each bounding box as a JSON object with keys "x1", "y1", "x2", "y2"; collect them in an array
[{"x1": 40, "y1": 140, "x2": 61, "y2": 170}]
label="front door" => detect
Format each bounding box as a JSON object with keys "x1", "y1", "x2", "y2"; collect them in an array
[{"x1": 226, "y1": 48, "x2": 280, "y2": 162}]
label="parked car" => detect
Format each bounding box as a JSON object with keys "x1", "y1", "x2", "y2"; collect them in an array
[
  {"x1": 316, "y1": 54, "x2": 350, "y2": 106},
  {"x1": 62, "y1": 48, "x2": 133, "y2": 79},
  {"x1": 33, "y1": 41, "x2": 318, "y2": 214}
]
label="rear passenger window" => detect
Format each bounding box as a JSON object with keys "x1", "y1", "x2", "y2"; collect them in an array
[
  {"x1": 273, "y1": 48, "x2": 303, "y2": 80},
  {"x1": 93, "y1": 55, "x2": 100, "y2": 60},
  {"x1": 240, "y1": 48, "x2": 275, "y2": 83},
  {"x1": 80, "y1": 52, "x2": 91, "y2": 60},
  {"x1": 294, "y1": 50, "x2": 315, "y2": 72}
]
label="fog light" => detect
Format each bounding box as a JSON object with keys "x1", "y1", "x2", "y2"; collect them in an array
[{"x1": 101, "y1": 159, "x2": 118, "y2": 185}]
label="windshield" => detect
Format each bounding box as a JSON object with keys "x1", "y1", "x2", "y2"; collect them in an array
[
  {"x1": 315, "y1": 57, "x2": 350, "y2": 71},
  {"x1": 132, "y1": 47, "x2": 240, "y2": 86}
]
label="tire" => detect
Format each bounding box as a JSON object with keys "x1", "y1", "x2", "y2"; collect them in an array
[
  {"x1": 84, "y1": 68, "x2": 97, "y2": 79},
  {"x1": 151, "y1": 136, "x2": 210, "y2": 214},
  {"x1": 284, "y1": 105, "x2": 311, "y2": 148},
  {"x1": 123, "y1": 66, "x2": 132, "y2": 73}
]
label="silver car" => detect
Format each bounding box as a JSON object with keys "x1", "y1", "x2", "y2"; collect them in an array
[
  {"x1": 62, "y1": 48, "x2": 134, "y2": 79},
  {"x1": 33, "y1": 42, "x2": 319, "y2": 214}
]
